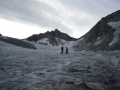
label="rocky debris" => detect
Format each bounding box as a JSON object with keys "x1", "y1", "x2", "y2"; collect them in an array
[
  {"x1": 84, "y1": 82, "x2": 107, "y2": 90},
  {"x1": 0, "y1": 67, "x2": 4, "y2": 70},
  {"x1": 54, "y1": 82, "x2": 92, "y2": 90},
  {"x1": 68, "y1": 67, "x2": 80, "y2": 72},
  {"x1": 53, "y1": 59, "x2": 120, "y2": 90}
]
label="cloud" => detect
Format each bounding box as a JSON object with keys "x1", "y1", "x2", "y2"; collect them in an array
[
  {"x1": 59, "y1": 0, "x2": 120, "y2": 16},
  {"x1": 0, "y1": 0, "x2": 119, "y2": 38},
  {"x1": 0, "y1": 0, "x2": 58, "y2": 26},
  {"x1": 0, "y1": 0, "x2": 74, "y2": 34}
]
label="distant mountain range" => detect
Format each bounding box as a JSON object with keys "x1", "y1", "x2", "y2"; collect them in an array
[
  {"x1": 1, "y1": 10, "x2": 120, "y2": 51},
  {"x1": 26, "y1": 29, "x2": 78, "y2": 46},
  {"x1": 74, "y1": 10, "x2": 120, "y2": 51}
]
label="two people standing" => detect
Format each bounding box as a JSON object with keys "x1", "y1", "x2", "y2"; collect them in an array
[{"x1": 61, "y1": 46, "x2": 68, "y2": 54}]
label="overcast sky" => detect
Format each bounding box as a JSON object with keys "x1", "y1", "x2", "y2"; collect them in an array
[{"x1": 0, "y1": 0, "x2": 120, "y2": 39}]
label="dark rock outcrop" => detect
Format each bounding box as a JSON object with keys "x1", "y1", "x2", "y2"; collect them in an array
[
  {"x1": 0, "y1": 36, "x2": 36, "y2": 49},
  {"x1": 74, "y1": 10, "x2": 120, "y2": 51},
  {"x1": 26, "y1": 29, "x2": 77, "y2": 46}
]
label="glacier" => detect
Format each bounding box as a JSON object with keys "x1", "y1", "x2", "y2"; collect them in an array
[{"x1": 0, "y1": 40, "x2": 120, "y2": 90}]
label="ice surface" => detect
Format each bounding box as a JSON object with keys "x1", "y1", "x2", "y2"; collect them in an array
[
  {"x1": 0, "y1": 40, "x2": 120, "y2": 90},
  {"x1": 103, "y1": 51, "x2": 120, "y2": 67}
]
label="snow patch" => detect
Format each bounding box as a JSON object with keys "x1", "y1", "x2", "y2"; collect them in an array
[
  {"x1": 35, "y1": 37, "x2": 75, "y2": 47},
  {"x1": 94, "y1": 37, "x2": 102, "y2": 46},
  {"x1": 24, "y1": 40, "x2": 59, "y2": 51},
  {"x1": 37, "y1": 38, "x2": 50, "y2": 45},
  {"x1": 107, "y1": 21, "x2": 120, "y2": 46},
  {"x1": 108, "y1": 21, "x2": 120, "y2": 28},
  {"x1": 73, "y1": 37, "x2": 84, "y2": 46},
  {"x1": 56, "y1": 38, "x2": 75, "y2": 47}
]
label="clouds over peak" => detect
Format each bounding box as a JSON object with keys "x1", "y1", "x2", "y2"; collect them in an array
[{"x1": 0, "y1": 0, "x2": 119, "y2": 38}]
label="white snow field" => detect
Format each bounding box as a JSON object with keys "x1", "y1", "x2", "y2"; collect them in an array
[{"x1": 0, "y1": 40, "x2": 120, "y2": 90}]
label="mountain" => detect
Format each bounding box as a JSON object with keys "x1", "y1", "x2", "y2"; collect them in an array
[
  {"x1": 0, "y1": 35, "x2": 36, "y2": 49},
  {"x1": 74, "y1": 10, "x2": 120, "y2": 51},
  {"x1": 26, "y1": 29, "x2": 78, "y2": 46}
]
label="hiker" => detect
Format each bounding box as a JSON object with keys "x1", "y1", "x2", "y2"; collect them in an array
[
  {"x1": 65, "y1": 47, "x2": 68, "y2": 54},
  {"x1": 61, "y1": 46, "x2": 64, "y2": 54}
]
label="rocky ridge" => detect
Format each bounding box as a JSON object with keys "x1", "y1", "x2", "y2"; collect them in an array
[
  {"x1": 0, "y1": 36, "x2": 36, "y2": 49},
  {"x1": 26, "y1": 29, "x2": 77, "y2": 46},
  {"x1": 74, "y1": 10, "x2": 120, "y2": 51}
]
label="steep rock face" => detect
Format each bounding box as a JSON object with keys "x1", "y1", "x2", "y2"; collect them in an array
[
  {"x1": 74, "y1": 10, "x2": 120, "y2": 51},
  {"x1": 26, "y1": 29, "x2": 77, "y2": 46}
]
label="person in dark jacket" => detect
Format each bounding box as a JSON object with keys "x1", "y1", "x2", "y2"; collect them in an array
[
  {"x1": 65, "y1": 47, "x2": 68, "y2": 54},
  {"x1": 61, "y1": 46, "x2": 64, "y2": 54}
]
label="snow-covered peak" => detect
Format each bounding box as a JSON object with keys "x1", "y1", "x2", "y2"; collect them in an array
[{"x1": 26, "y1": 29, "x2": 77, "y2": 46}]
